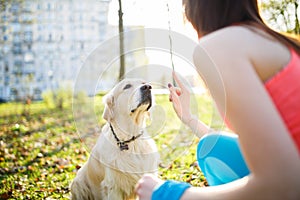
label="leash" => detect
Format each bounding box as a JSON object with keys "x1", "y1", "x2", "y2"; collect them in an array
[
  {"x1": 109, "y1": 124, "x2": 143, "y2": 151},
  {"x1": 166, "y1": 1, "x2": 176, "y2": 86}
]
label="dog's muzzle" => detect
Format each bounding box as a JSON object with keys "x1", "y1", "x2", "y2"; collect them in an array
[
  {"x1": 131, "y1": 84, "x2": 152, "y2": 113},
  {"x1": 140, "y1": 84, "x2": 152, "y2": 108}
]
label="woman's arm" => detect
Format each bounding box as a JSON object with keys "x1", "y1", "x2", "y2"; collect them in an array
[
  {"x1": 184, "y1": 27, "x2": 300, "y2": 199},
  {"x1": 168, "y1": 73, "x2": 211, "y2": 138},
  {"x1": 135, "y1": 27, "x2": 300, "y2": 200}
]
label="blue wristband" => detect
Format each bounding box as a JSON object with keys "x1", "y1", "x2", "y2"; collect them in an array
[{"x1": 151, "y1": 180, "x2": 191, "y2": 200}]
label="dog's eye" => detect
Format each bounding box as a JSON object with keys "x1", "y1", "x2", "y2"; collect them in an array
[{"x1": 123, "y1": 84, "x2": 132, "y2": 90}]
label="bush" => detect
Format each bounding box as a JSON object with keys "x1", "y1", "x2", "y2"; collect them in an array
[
  {"x1": 42, "y1": 86, "x2": 73, "y2": 110},
  {"x1": 55, "y1": 87, "x2": 72, "y2": 109},
  {"x1": 42, "y1": 90, "x2": 55, "y2": 108}
]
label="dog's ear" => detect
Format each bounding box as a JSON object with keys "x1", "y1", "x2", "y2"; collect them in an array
[{"x1": 102, "y1": 93, "x2": 114, "y2": 122}]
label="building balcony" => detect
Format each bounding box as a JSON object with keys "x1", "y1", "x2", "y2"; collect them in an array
[
  {"x1": 12, "y1": 69, "x2": 22, "y2": 76},
  {"x1": 12, "y1": 46, "x2": 22, "y2": 54}
]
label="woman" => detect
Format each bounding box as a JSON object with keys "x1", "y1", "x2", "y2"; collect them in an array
[{"x1": 135, "y1": 0, "x2": 300, "y2": 199}]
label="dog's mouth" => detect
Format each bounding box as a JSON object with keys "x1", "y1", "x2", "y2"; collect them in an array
[
  {"x1": 130, "y1": 84, "x2": 152, "y2": 113},
  {"x1": 138, "y1": 93, "x2": 152, "y2": 110}
]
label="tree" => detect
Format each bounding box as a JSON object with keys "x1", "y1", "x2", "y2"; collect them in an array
[
  {"x1": 0, "y1": 0, "x2": 8, "y2": 11},
  {"x1": 118, "y1": 0, "x2": 125, "y2": 81},
  {"x1": 0, "y1": 0, "x2": 23, "y2": 12},
  {"x1": 261, "y1": 0, "x2": 300, "y2": 34}
]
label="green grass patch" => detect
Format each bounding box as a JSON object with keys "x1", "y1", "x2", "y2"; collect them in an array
[{"x1": 0, "y1": 93, "x2": 221, "y2": 199}]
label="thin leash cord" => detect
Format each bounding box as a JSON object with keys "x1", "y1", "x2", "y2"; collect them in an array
[{"x1": 166, "y1": 2, "x2": 176, "y2": 86}]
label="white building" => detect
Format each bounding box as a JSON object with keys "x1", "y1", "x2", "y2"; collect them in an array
[{"x1": 0, "y1": 0, "x2": 147, "y2": 101}]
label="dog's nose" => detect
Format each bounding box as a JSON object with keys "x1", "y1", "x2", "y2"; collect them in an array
[{"x1": 140, "y1": 84, "x2": 152, "y2": 91}]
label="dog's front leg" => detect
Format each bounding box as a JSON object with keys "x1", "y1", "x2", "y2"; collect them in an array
[
  {"x1": 101, "y1": 185, "x2": 123, "y2": 200},
  {"x1": 109, "y1": 188, "x2": 123, "y2": 200}
]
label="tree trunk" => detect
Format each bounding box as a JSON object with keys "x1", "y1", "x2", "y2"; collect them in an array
[{"x1": 118, "y1": 0, "x2": 125, "y2": 81}]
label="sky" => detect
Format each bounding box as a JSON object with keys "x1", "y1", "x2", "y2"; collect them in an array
[
  {"x1": 107, "y1": 0, "x2": 297, "y2": 38},
  {"x1": 107, "y1": 0, "x2": 199, "y2": 77},
  {"x1": 107, "y1": 0, "x2": 197, "y2": 39}
]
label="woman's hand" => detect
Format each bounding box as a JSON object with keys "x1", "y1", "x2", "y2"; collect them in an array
[
  {"x1": 135, "y1": 174, "x2": 163, "y2": 200},
  {"x1": 168, "y1": 72, "x2": 193, "y2": 125}
]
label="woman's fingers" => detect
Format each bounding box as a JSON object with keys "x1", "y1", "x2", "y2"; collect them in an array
[
  {"x1": 135, "y1": 174, "x2": 163, "y2": 200},
  {"x1": 168, "y1": 84, "x2": 181, "y2": 103},
  {"x1": 173, "y1": 72, "x2": 185, "y2": 91},
  {"x1": 168, "y1": 83, "x2": 182, "y2": 96},
  {"x1": 175, "y1": 87, "x2": 181, "y2": 96}
]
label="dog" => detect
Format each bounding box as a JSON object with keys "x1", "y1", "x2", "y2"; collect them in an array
[{"x1": 70, "y1": 78, "x2": 159, "y2": 200}]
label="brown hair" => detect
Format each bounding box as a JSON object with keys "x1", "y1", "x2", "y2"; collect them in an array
[{"x1": 183, "y1": 0, "x2": 300, "y2": 54}]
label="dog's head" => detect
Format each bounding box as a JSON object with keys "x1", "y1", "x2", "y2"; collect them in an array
[{"x1": 102, "y1": 78, "x2": 152, "y2": 126}]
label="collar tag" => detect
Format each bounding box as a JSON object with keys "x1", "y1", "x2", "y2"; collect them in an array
[{"x1": 118, "y1": 142, "x2": 129, "y2": 151}]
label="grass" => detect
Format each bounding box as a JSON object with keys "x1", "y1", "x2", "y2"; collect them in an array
[{"x1": 0, "y1": 93, "x2": 221, "y2": 199}]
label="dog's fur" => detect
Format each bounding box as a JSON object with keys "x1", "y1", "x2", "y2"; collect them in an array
[{"x1": 70, "y1": 79, "x2": 159, "y2": 200}]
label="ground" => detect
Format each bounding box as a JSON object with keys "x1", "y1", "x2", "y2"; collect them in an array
[{"x1": 0, "y1": 94, "x2": 219, "y2": 199}]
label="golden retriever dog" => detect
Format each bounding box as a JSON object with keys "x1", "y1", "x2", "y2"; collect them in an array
[{"x1": 70, "y1": 79, "x2": 159, "y2": 200}]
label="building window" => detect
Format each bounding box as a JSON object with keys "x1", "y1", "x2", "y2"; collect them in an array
[
  {"x1": 34, "y1": 88, "x2": 41, "y2": 95},
  {"x1": 0, "y1": 87, "x2": 3, "y2": 97},
  {"x1": 2, "y1": 15, "x2": 8, "y2": 22},
  {"x1": 11, "y1": 3, "x2": 20, "y2": 13},
  {"x1": 5, "y1": 64, "x2": 9, "y2": 72},
  {"x1": 3, "y1": 35, "x2": 8, "y2": 41},
  {"x1": 2, "y1": 25, "x2": 7, "y2": 32},
  {"x1": 12, "y1": 44, "x2": 22, "y2": 54},
  {"x1": 5, "y1": 76, "x2": 10, "y2": 85},
  {"x1": 15, "y1": 77, "x2": 20, "y2": 84},
  {"x1": 10, "y1": 88, "x2": 18, "y2": 99},
  {"x1": 24, "y1": 31, "x2": 33, "y2": 43}
]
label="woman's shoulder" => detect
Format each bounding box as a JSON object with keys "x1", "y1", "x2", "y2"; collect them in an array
[
  {"x1": 199, "y1": 25, "x2": 282, "y2": 55},
  {"x1": 199, "y1": 26, "x2": 254, "y2": 47},
  {"x1": 194, "y1": 26, "x2": 252, "y2": 69},
  {"x1": 195, "y1": 26, "x2": 254, "y2": 65},
  {"x1": 195, "y1": 25, "x2": 289, "y2": 80}
]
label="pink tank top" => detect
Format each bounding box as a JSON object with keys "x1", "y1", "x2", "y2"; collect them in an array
[{"x1": 265, "y1": 48, "x2": 300, "y2": 153}]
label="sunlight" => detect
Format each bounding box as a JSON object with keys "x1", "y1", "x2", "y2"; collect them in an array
[
  {"x1": 108, "y1": 0, "x2": 197, "y2": 38},
  {"x1": 107, "y1": 0, "x2": 199, "y2": 77}
]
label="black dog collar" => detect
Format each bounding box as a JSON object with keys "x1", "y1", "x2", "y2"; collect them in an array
[{"x1": 109, "y1": 124, "x2": 143, "y2": 151}]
